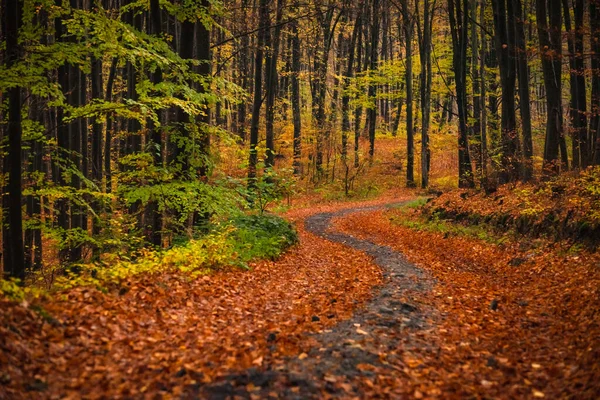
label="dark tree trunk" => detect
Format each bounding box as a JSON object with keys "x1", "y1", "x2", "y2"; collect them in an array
[
  {"x1": 537, "y1": 0, "x2": 565, "y2": 174},
  {"x1": 399, "y1": 1, "x2": 415, "y2": 187},
  {"x1": 514, "y1": 0, "x2": 533, "y2": 180},
  {"x1": 342, "y1": 12, "x2": 361, "y2": 162},
  {"x1": 312, "y1": 6, "x2": 335, "y2": 177},
  {"x1": 492, "y1": 0, "x2": 521, "y2": 182},
  {"x1": 145, "y1": 0, "x2": 163, "y2": 246},
  {"x1": 55, "y1": 1, "x2": 73, "y2": 263},
  {"x1": 569, "y1": 0, "x2": 588, "y2": 167},
  {"x1": 104, "y1": 57, "x2": 118, "y2": 194},
  {"x1": 591, "y1": 0, "x2": 600, "y2": 164},
  {"x1": 367, "y1": 0, "x2": 380, "y2": 160},
  {"x1": 417, "y1": 0, "x2": 434, "y2": 188},
  {"x1": 291, "y1": 1, "x2": 302, "y2": 175},
  {"x1": 248, "y1": 0, "x2": 269, "y2": 184},
  {"x1": 237, "y1": 0, "x2": 250, "y2": 142},
  {"x1": 265, "y1": 0, "x2": 283, "y2": 169},
  {"x1": 354, "y1": 4, "x2": 366, "y2": 168},
  {"x1": 2, "y1": 0, "x2": 25, "y2": 280},
  {"x1": 470, "y1": 0, "x2": 483, "y2": 177},
  {"x1": 448, "y1": 0, "x2": 474, "y2": 188}
]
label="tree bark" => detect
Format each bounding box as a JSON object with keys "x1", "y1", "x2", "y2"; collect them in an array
[
  {"x1": 2, "y1": 0, "x2": 25, "y2": 280},
  {"x1": 448, "y1": 0, "x2": 475, "y2": 188},
  {"x1": 537, "y1": 0, "x2": 565, "y2": 174}
]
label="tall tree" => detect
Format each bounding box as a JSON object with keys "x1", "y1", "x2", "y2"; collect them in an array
[
  {"x1": 290, "y1": 1, "x2": 302, "y2": 175},
  {"x1": 590, "y1": 0, "x2": 600, "y2": 165},
  {"x1": 248, "y1": 0, "x2": 269, "y2": 183},
  {"x1": 565, "y1": 0, "x2": 588, "y2": 167},
  {"x1": 2, "y1": 0, "x2": 25, "y2": 280},
  {"x1": 367, "y1": 0, "x2": 380, "y2": 160},
  {"x1": 416, "y1": 0, "x2": 436, "y2": 188},
  {"x1": 537, "y1": 0, "x2": 565, "y2": 174},
  {"x1": 398, "y1": 0, "x2": 416, "y2": 187},
  {"x1": 492, "y1": 0, "x2": 521, "y2": 182},
  {"x1": 514, "y1": 0, "x2": 533, "y2": 180},
  {"x1": 265, "y1": 0, "x2": 284, "y2": 169},
  {"x1": 448, "y1": 0, "x2": 474, "y2": 188},
  {"x1": 341, "y1": 8, "x2": 361, "y2": 162}
]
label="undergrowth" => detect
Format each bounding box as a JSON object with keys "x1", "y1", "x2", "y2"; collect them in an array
[
  {"x1": 423, "y1": 167, "x2": 600, "y2": 246},
  {"x1": 2, "y1": 213, "x2": 298, "y2": 299},
  {"x1": 389, "y1": 200, "x2": 508, "y2": 245}
]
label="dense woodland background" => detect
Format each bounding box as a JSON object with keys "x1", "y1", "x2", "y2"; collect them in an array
[{"x1": 1, "y1": 0, "x2": 600, "y2": 283}]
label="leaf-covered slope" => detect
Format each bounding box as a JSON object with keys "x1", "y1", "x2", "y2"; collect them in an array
[{"x1": 424, "y1": 168, "x2": 600, "y2": 245}]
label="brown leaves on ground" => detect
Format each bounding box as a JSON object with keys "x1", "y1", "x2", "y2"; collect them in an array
[
  {"x1": 334, "y1": 207, "x2": 600, "y2": 399},
  {"x1": 0, "y1": 205, "x2": 385, "y2": 399}
]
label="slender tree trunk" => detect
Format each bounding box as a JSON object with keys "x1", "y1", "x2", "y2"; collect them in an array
[
  {"x1": 492, "y1": 0, "x2": 521, "y2": 182},
  {"x1": 2, "y1": 0, "x2": 25, "y2": 280},
  {"x1": 354, "y1": 5, "x2": 365, "y2": 168},
  {"x1": 104, "y1": 57, "x2": 118, "y2": 194},
  {"x1": 479, "y1": 0, "x2": 487, "y2": 180},
  {"x1": 571, "y1": 0, "x2": 587, "y2": 167},
  {"x1": 448, "y1": 0, "x2": 474, "y2": 188},
  {"x1": 237, "y1": 0, "x2": 250, "y2": 142},
  {"x1": 417, "y1": 0, "x2": 435, "y2": 188},
  {"x1": 313, "y1": 7, "x2": 335, "y2": 178},
  {"x1": 537, "y1": 0, "x2": 564, "y2": 174},
  {"x1": 291, "y1": 2, "x2": 302, "y2": 175},
  {"x1": 248, "y1": 0, "x2": 268, "y2": 184},
  {"x1": 514, "y1": 0, "x2": 533, "y2": 180},
  {"x1": 265, "y1": 0, "x2": 283, "y2": 170},
  {"x1": 591, "y1": 0, "x2": 600, "y2": 165},
  {"x1": 145, "y1": 0, "x2": 163, "y2": 246},
  {"x1": 368, "y1": 0, "x2": 380, "y2": 160},
  {"x1": 400, "y1": 1, "x2": 415, "y2": 187}
]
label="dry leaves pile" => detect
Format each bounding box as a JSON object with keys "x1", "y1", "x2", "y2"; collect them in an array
[
  {"x1": 0, "y1": 205, "x2": 385, "y2": 399},
  {"x1": 334, "y1": 207, "x2": 600, "y2": 399}
]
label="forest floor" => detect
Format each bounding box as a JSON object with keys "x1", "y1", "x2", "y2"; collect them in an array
[{"x1": 2, "y1": 189, "x2": 599, "y2": 399}]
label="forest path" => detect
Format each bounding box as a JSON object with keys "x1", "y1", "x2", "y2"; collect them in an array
[{"x1": 199, "y1": 202, "x2": 437, "y2": 399}]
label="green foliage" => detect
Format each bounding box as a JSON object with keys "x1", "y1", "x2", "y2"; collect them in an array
[
  {"x1": 243, "y1": 168, "x2": 297, "y2": 214},
  {"x1": 229, "y1": 214, "x2": 299, "y2": 263},
  {"x1": 0, "y1": 279, "x2": 26, "y2": 302},
  {"x1": 49, "y1": 213, "x2": 298, "y2": 291}
]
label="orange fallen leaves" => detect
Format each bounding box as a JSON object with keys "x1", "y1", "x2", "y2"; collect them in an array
[
  {"x1": 0, "y1": 204, "x2": 386, "y2": 399},
  {"x1": 335, "y1": 206, "x2": 600, "y2": 399}
]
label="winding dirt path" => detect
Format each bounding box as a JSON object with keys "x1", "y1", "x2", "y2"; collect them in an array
[{"x1": 198, "y1": 203, "x2": 437, "y2": 399}]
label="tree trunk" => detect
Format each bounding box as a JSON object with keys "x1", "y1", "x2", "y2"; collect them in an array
[
  {"x1": 265, "y1": 0, "x2": 283, "y2": 169},
  {"x1": 2, "y1": 0, "x2": 25, "y2": 280},
  {"x1": 589, "y1": 0, "x2": 600, "y2": 165},
  {"x1": 448, "y1": 0, "x2": 475, "y2": 188},
  {"x1": 492, "y1": 0, "x2": 521, "y2": 182},
  {"x1": 367, "y1": 0, "x2": 380, "y2": 160},
  {"x1": 291, "y1": 2, "x2": 302, "y2": 175},
  {"x1": 514, "y1": 0, "x2": 533, "y2": 180},
  {"x1": 537, "y1": 0, "x2": 564, "y2": 174},
  {"x1": 248, "y1": 0, "x2": 269, "y2": 184},
  {"x1": 400, "y1": 1, "x2": 415, "y2": 187}
]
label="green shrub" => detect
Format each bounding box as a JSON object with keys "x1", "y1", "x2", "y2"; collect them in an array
[{"x1": 229, "y1": 214, "x2": 299, "y2": 262}]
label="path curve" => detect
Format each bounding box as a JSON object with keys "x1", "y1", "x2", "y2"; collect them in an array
[{"x1": 199, "y1": 203, "x2": 435, "y2": 399}]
